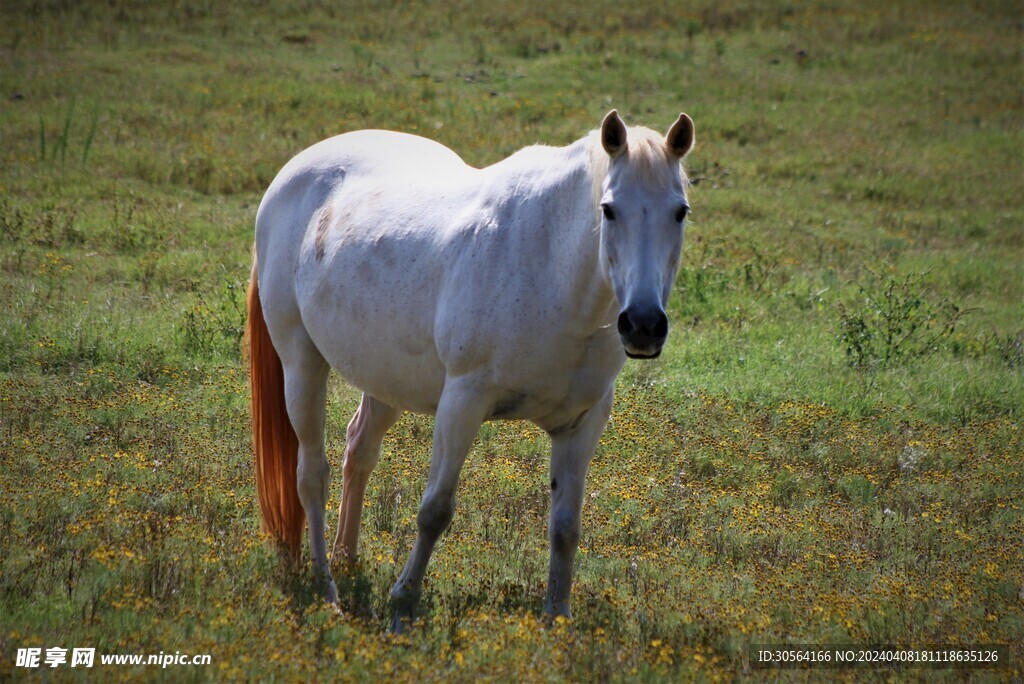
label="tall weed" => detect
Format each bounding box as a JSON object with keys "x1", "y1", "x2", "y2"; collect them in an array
[
  {"x1": 837, "y1": 267, "x2": 968, "y2": 368},
  {"x1": 178, "y1": 277, "x2": 246, "y2": 359}
]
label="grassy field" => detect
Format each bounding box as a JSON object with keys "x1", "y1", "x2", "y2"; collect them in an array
[{"x1": 1, "y1": 0, "x2": 1021, "y2": 680}]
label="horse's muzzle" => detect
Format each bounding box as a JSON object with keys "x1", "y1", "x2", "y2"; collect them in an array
[{"x1": 618, "y1": 307, "x2": 668, "y2": 359}]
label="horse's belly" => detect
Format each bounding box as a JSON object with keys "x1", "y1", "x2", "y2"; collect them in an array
[
  {"x1": 330, "y1": 342, "x2": 445, "y2": 414},
  {"x1": 310, "y1": 317, "x2": 445, "y2": 413},
  {"x1": 297, "y1": 257, "x2": 446, "y2": 414}
]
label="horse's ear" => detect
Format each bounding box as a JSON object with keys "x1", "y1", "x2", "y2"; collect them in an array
[
  {"x1": 601, "y1": 110, "x2": 628, "y2": 158},
  {"x1": 666, "y1": 113, "x2": 695, "y2": 159}
]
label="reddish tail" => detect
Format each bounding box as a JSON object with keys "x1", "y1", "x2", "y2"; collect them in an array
[{"x1": 246, "y1": 264, "x2": 304, "y2": 560}]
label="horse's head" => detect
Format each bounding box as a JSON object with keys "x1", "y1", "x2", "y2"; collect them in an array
[{"x1": 597, "y1": 110, "x2": 694, "y2": 359}]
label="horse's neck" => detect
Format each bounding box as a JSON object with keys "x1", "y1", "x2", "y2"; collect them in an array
[{"x1": 506, "y1": 136, "x2": 617, "y2": 331}]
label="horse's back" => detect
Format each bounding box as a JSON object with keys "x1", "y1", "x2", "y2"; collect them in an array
[
  {"x1": 256, "y1": 130, "x2": 470, "y2": 243},
  {"x1": 291, "y1": 129, "x2": 469, "y2": 179}
]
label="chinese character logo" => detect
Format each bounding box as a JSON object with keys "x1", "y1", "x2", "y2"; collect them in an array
[
  {"x1": 16, "y1": 648, "x2": 41, "y2": 668},
  {"x1": 71, "y1": 648, "x2": 96, "y2": 668}
]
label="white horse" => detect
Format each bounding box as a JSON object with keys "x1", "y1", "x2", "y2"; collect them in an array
[{"x1": 247, "y1": 110, "x2": 694, "y2": 630}]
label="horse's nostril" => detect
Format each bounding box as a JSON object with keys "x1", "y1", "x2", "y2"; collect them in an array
[
  {"x1": 617, "y1": 311, "x2": 633, "y2": 336},
  {"x1": 652, "y1": 311, "x2": 668, "y2": 338}
]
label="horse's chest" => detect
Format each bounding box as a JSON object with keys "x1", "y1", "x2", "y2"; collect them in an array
[
  {"x1": 563, "y1": 339, "x2": 624, "y2": 408},
  {"x1": 488, "y1": 329, "x2": 623, "y2": 429}
]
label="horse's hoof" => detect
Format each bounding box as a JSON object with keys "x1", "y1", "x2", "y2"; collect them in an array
[
  {"x1": 389, "y1": 611, "x2": 414, "y2": 634},
  {"x1": 325, "y1": 578, "x2": 339, "y2": 606},
  {"x1": 388, "y1": 583, "x2": 419, "y2": 634},
  {"x1": 541, "y1": 609, "x2": 573, "y2": 630}
]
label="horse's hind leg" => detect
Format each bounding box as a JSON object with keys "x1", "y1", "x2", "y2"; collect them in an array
[
  {"x1": 332, "y1": 394, "x2": 400, "y2": 565},
  {"x1": 390, "y1": 377, "x2": 489, "y2": 632},
  {"x1": 280, "y1": 336, "x2": 336, "y2": 602}
]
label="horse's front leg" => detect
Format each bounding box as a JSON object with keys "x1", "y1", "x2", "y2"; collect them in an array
[
  {"x1": 544, "y1": 388, "x2": 614, "y2": 619},
  {"x1": 390, "y1": 377, "x2": 489, "y2": 633}
]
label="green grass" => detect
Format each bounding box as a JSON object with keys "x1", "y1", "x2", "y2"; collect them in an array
[{"x1": 1, "y1": 0, "x2": 1021, "y2": 680}]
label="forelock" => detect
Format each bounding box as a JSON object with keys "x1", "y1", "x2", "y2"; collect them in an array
[
  {"x1": 586, "y1": 124, "x2": 688, "y2": 207},
  {"x1": 623, "y1": 126, "x2": 687, "y2": 189}
]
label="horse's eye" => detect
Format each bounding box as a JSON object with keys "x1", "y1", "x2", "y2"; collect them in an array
[
  {"x1": 601, "y1": 203, "x2": 616, "y2": 221},
  {"x1": 675, "y1": 204, "x2": 690, "y2": 223}
]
